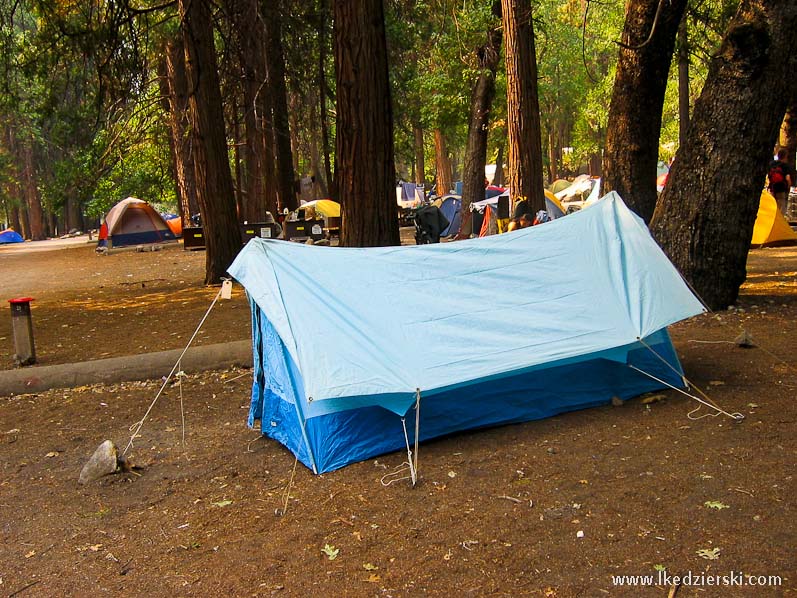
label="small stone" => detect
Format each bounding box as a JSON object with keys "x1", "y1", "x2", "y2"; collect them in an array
[
  {"x1": 79, "y1": 440, "x2": 120, "y2": 484},
  {"x1": 734, "y1": 330, "x2": 756, "y2": 348},
  {"x1": 576, "y1": 530, "x2": 585, "y2": 538},
  {"x1": 547, "y1": 447, "x2": 557, "y2": 455}
]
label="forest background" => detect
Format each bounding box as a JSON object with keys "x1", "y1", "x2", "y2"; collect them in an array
[{"x1": 0, "y1": 0, "x2": 795, "y2": 307}]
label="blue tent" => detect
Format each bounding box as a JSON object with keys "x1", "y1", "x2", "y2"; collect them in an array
[
  {"x1": 228, "y1": 193, "x2": 705, "y2": 473},
  {"x1": 438, "y1": 195, "x2": 461, "y2": 237},
  {"x1": 0, "y1": 229, "x2": 23, "y2": 244}
]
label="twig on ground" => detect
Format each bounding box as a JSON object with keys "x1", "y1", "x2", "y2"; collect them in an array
[{"x1": 8, "y1": 580, "x2": 41, "y2": 597}]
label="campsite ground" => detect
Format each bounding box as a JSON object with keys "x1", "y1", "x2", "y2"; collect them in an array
[{"x1": 0, "y1": 237, "x2": 795, "y2": 596}]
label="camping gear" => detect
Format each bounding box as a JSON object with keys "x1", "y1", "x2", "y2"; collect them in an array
[
  {"x1": 438, "y1": 195, "x2": 462, "y2": 237},
  {"x1": 412, "y1": 205, "x2": 449, "y2": 244},
  {"x1": 396, "y1": 184, "x2": 425, "y2": 209},
  {"x1": 297, "y1": 200, "x2": 341, "y2": 239},
  {"x1": 163, "y1": 214, "x2": 183, "y2": 237},
  {"x1": 228, "y1": 192, "x2": 705, "y2": 474},
  {"x1": 751, "y1": 190, "x2": 797, "y2": 247},
  {"x1": 0, "y1": 229, "x2": 23, "y2": 244},
  {"x1": 102, "y1": 198, "x2": 177, "y2": 248},
  {"x1": 550, "y1": 179, "x2": 571, "y2": 194},
  {"x1": 299, "y1": 199, "x2": 341, "y2": 219}
]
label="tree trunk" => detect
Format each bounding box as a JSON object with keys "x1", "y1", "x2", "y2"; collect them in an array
[
  {"x1": 502, "y1": 0, "x2": 546, "y2": 214},
  {"x1": 650, "y1": 0, "x2": 797, "y2": 310},
  {"x1": 232, "y1": 0, "x2": 274, "y2": 222},
  {"x1": 602, "y1": 0, "x2": 688, "y2": 222},
  {"x1": 318, "y1": 0, "x2": 336, "y2": 201},
  {"x1": 20, "y1": 137, "x2": 45, "y2": 240},
  {"x1": 164, "y1": 40, "x2": 199, "y2": 228},
  {"x1": 677, "y1": 18, "x2": 690, "y2": 147},
  {"x1": 434, "y1": 129, "x2": 452, "y2": 196},
  {"x1": 333, "y1": 0, "x2": 399, "y2": 247},
  {"x1": 414, "y1": 125, "x2": 425, "y2": 185},
  {"x1": 65, "y1": 197, "x2": 82, "y2": 232},
  {"x1": 460, "y1": 4, "x2": 503, "y2": 238},
  {"x1": 180, "y1": 0, "x2": 242, "y2": 284},
  {"x1": 264, "y1": 0, "x2": 297, "y2": 212}
]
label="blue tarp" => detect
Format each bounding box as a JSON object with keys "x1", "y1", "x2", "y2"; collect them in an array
[
  {"x1": 0, "y1": 229, "x2": 23, "y2": 244},
  {"x1": 229, "y1": 192, "x2": 705, "y2": 473}
]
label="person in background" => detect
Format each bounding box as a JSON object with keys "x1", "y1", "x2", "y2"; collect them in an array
[
  {"x1": 507, "y1": 213, "x2": 532, "y2": 232},
  {"x1": 768, "y1": 148, "x2": 793, "y2": 215}
]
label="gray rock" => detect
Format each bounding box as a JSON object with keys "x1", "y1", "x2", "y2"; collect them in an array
[{"x1": 79, "y1": 440, "x2": 120, "y2": 484}]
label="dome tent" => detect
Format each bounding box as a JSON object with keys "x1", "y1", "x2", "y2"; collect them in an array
[{"x1": 102, "y1": 198, "x2": 177, "y2": 248}]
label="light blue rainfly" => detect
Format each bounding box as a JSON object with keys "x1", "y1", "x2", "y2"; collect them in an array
[{"x1": 228, "y1": 192, "x2": 705, "y2": 472}]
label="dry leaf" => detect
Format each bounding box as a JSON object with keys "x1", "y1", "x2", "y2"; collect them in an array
[
  {"x1": 641, "y1": 394, "x2": 666, "y2": 404},
  {"x1": 363, "y1": 574, "x2": 381, "y2": 583}
]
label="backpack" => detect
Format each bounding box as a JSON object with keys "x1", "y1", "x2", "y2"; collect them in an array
[{"x1": 769, "y1": 163, "x2": 785, "y2": 186}]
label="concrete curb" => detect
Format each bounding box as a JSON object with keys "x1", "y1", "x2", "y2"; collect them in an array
[{"x1": 0, "y1": 340, "x2": 252, "y2": 396}]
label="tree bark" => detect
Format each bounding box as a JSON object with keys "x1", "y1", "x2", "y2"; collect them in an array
[
  {"x1": 318, "y1": 0, "x2": 336, "y2": 201},
  {"x1": 602, "y1": 0, "x2": 688, "y2": 222},
  {"x1": 163, "y1": 40, "x2": 199, "y2": 228},
  {"x1": 414, "y1": 125, "x2": 425, "y2": 185},
  {"x1": 232, "y1": 0, "x2": 275, "y2": 221},
  {"x1": 650, "y1": 0, "x2": 797, "y2": 309},
  {"x1": 20, "y1": 136, "x2": 45, "y2": 240},
  {"x1": 502, "y1": 0, "x2": 546, "y2": 214},
  {"x1": 460, "y1": 3, "x2": 502, "y2": 237},
  {"x1": 264, "y1": 0, "x2": 297, "y2": 212},
  {"x1": 333, "y1": 0, "x2": 399, "y2": 247},
  {"x1": 434, "y1": 129, "x2": 452, "y2": 196},
  {"x1": 180, "y1": 0, "x2": 242, "y2": 284},
  {"x1": 677, "y1": 18, "x2": 690, "y2": 147}
]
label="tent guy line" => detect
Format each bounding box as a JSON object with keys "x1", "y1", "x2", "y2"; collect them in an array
[{"x1": 124, "y1": 280, "x2": 230, "y2": 456}]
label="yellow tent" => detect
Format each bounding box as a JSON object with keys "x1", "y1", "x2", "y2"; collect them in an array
[
  {"x1": 299, "y1": 199, "x2": 341, "y2": 218},
  {"x1": 751, "y1": 191, "x2": 797, "y2": 247},
  {"x1": 544, "y1": 189, "x2": 566, "y2": 215}
]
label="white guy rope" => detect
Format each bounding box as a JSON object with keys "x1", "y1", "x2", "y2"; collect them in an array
[{"x1": 124, "y1": 282, "x2": 227, "y2": 455}]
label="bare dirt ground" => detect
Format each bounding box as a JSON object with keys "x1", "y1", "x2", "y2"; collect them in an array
[{"x1": 0, "y1": 237, "x2": 795, "y2": 597}]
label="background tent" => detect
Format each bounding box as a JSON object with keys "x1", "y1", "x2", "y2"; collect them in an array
[
  {"x1": 437, "y1": 195, "x2": 462, "y2": 237},
  {"x1": 229, "y1": 192, "x2": 705, "y2": 474},
  {"x1": 751, "y1": 190, "x2": 797, "y2": 246},
  {"x1": 162, "y1": 214, "x2": 182, "y2": 237},
  {"x1": 0, "y1": 229, "x2": 23, "y2": 244},
  {"x1": 103, "y1": 198, "x2": 177, "y2": 247},
  {"x1": 550, "y1": 179, "x2": 571, "y2": 194},
  {"x1": 299, "y1": 199, "x2": 340, "y2": 219}
]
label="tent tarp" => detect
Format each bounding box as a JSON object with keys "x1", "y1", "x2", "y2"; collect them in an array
[
  {"x1": 229, "y1": 192, "x2": 705, "y2": 473},
  {"x1": 751, "y1": 191, "x2": 797, "y2": 247},
  {"x1": 0, "y1": 229, "x2": 23, "y2": 244},
  {"x1": 104, "y1": 198, "x2": 176, "y2": 247}
]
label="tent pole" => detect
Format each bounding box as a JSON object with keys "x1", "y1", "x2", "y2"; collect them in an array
[{"x1": 413, "y1": 389, "x2": 421, "y2": 483}]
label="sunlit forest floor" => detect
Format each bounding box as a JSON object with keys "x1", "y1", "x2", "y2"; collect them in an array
[{"x1": 0, "y1": 238, "x2": 795, "y2": 596}]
